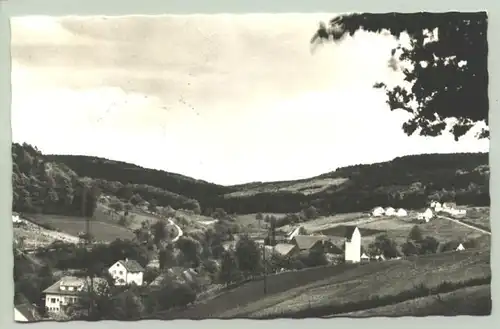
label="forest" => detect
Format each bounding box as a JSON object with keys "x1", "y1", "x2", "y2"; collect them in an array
[{"x1": 12, "y1": 142, "x2": 489, "y2": 217}]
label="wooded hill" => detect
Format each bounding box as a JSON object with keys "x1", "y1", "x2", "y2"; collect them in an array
[{"x1": 13, "y1": 142, "x2": 489, "y2": 217}]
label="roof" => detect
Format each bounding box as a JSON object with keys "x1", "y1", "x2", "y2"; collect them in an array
[
  {"x1": 292, "y1": 235, "x2": 324, "y2": 250},
  {"x1": 43, "y1": 276, "x2": 86, "y2": 296},
  {"x1": 117, "y1": 259, "x2": 145, "y2": 273},
  {"x1": 343, "y1": 226, "x2": 358, "y2": 240},
  {"x1": 273, "y1": 243, "x2": 297, "y2": 256},
  {"x1": 42, "y1": 276, "x2": 107, "y2": 296},
  {"x1": 15, "y1": 303, "x2": 42, "y2": 322}
]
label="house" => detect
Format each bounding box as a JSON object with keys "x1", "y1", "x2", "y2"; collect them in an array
[
  {"x1": 384, "y1": 207, "x2": 396, "y2": 216},
  {"x1": 291, "y1": 235, "x2": 325, "y2": 252},
  {"x1": 371, "y1": 206, "x2": 385, "y2": 217},
  {"x1": 456, "y1": 243, "x2": 466, "y2": 251},
  {"x1": 395, "y1": 208, "x2": 408, "y2": 217},
  {"x1": 108, "y1": 258, "x2": 145, "y2": 286},
  {"x1": 374, "y1": 254, "x2": 386, "y2": 261},
  {"x1": 12, "y1": 213, "x2": 22, "y2": 224},
  {"x1": 344, "y1": 226, "x2": 361, "y2": 263},
  {"x1": 273, "y1": 243, "x2": 299, "y2": 257},
  {"x1": 360, "y1": 253, "x2": 370, "y2": 262},
  {"x1": 14, "y1": 303, "x2": 42, "y2": 322},
  {"x1": 443, "y1": 202, "x2": 457, "y2": 210},
  {"x1": 430, "y1": 201, "x2": 443, "y2": 212},
  {"x1": 42, "y1": 276, "x2": 106, "y2": 315},
  {"x1": 417, "y1": 208, "x2": 433, "y2": 222},
  {"x1": 287, "y1": 226, "x2": 307, "y2": 241}
]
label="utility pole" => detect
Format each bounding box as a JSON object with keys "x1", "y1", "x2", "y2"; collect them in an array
[
  {"x1": 262, "y1": 243, "x2": 267, "y2": 295},
  {"x1": 82, "y1": 186, "x2": 94, "y2": 318}
]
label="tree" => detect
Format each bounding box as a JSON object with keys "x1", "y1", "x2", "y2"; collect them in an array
[
  {"x1": 235, "y1": 235, "x2": 262, "y2": 277},
  {"x1": 218, "y1": 250, "x2": 241, "y2": 285},
  {"x1": 401, "y1": 240, "x2": 420, "y2": 256},
  {"x1": 302, "y1": 205, "x2": 319, "y2": 220},
  {"x1": 408, "y1": 225, "x2": 424, "y2": 242},
  {"x1": 151, "y1": 220, "x2": 168, "y2": 247},
  {"x1": 108, "y1": 289, "x2": 145, "y2": 320},
  {"x1": 158, "y1": 245, "x2": 176, "y2": 270},
  {"x1": 371, "y1": 234, "x2": 400, "y2": 258},
  {"x1": 176, "y1": 236, "x2": 201, "y2": 267},
  {"x1": 419, "y1": 236, "x2": 440, "y2": 254},
  {"x1": 312, "y1": 12, "x2": 489, "y2": 140}
]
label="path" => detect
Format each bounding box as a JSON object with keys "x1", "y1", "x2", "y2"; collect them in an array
[
  {"x1": 168, "y1": 218, "x2": 183, "y2": 242},
  {"x1": 436, "y1": 215, "x2": 491, "y2": 235}
]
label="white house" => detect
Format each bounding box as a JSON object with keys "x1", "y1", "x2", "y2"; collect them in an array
[
  {"x1": 456, "y1": 243, "x2": 466, "y2": 251},
  {"x1": 344, "y1": 226, "x2": 361, "y2": 263},
  {"x1": 443, "y1": 202, "x2": 457, "y2": 210},
  {"x1": 42, "y1": 276, "x2": 88, "y2": 315},
  {"x1": 12, "y1": 213, "x2": 22, "y2": 224},
  {"x1": 430, "y1": 201, "x2": 443, "y2": 212},
  {"x1": 385, "y1": 207, "x2": 396, "y2": 216},
  {"x1": 417, "y1": 208, "x2": 433, "y2": 222},
  {"x1": 108, "y1": 258, "x2": 145, "y2": 286},
  {"x1": 360, "y1": 253, "x2": 370, "y2": 262},
  {"x1": 395, "y1": 208, "x2": 408, "y2": 217},
  {"x1": 371, "y1": 206, "x2": 385, "y2": 217}
]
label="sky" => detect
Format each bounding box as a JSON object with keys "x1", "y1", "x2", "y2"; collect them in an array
[{"x1": 10, "y1": 14, "x2": 489, "y2": 186}]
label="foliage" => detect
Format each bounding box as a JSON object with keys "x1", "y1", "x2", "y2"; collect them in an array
[
  {"x1": 368, "y1": 234, "x2": 400, "y2": 258},
  {"x1": 312, "y1": 12, "x2": 489, "y2": 140},
  {"x1": 13, "y1": 143, "x2": 489, "y2": 217},
  {"x1": 235, "y1": 235, "x2": 263, "y2": 277}
]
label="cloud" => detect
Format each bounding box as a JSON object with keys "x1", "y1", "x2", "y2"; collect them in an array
[{"x1": 10, "y1": 15, "x2": 489, "y2": 185}]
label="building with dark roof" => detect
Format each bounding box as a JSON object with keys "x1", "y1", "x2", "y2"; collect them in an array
[{"x1": 108, "y1": 258, "x2": 145, "y2": 286}]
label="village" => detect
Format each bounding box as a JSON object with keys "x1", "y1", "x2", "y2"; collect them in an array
[{"x1": 13, "y1": 199, "x2": 478, "y2": 322}]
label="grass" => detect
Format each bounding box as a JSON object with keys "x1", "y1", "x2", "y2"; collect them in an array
[
  {"x1": 24, "y1": 213, "x2": 135, "y2": 242},
  {"x1": 234, "y1": 213, "x2": 285, "y2": 232},
  {"x1": 338, "y1": 284, "x2": 491, "y2": 317},
  {"x1": 358, "y1": 216, "x2": 488, "y2": 247},
  {"x1": 457, "y1": 207, "x2": 490, "y2": 231},
  {"x1": 160, "y1": 249, "x2": 490, "y2": 319},
  {"x1": 319, "y1": 225, "x2": 384, "y2": 237},
  {"x1": 278, "y1": 212, "x2": 369, "y2": 233},
  {"x1": 225, "y1": 177, "x2": 349, "y2": 198}
]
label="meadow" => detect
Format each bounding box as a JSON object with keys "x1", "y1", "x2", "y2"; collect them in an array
[
  {"x1": 337, "y1": 284, "x2": 491, "y2": 317},
  {"x1": 23, "y1": 213, "x2": 135, "y2": 242},
  {"x1": 160, "y1": 249, "x2": 490, "y2": 319}
]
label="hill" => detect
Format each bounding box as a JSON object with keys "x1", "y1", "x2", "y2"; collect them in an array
[
  {"x1": 13, "y1": 143, "x2": 489, "y2": 217},
  {"x1": 158, "y1": 249, "x2": 490, "y2": 319}
]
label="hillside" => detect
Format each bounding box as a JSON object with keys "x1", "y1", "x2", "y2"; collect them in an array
[
  {"x1": 159, "y1": 249, "x2": 490, "y2": 319},
  {"x1": 13, "y1": 143, "x2": 489, "y2": 217}
]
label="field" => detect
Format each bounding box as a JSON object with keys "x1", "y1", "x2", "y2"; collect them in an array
[
  {"x1": 338, "y1": 284, "x2": 491, "y2": 317},
  {"x1": 13, "y1": 220, "x2": 80, "y2": 249},
  {"x1": 234, "y1": 213, "x2": 286, "y2": 232},
  {"x1": 457, "y1": 207, "x2": 490, "y2": 231},
  {"x1": 278, "y1": 212, "x2": 369, "y2": 233},
  {"x1": 225, "y1": 177, "x2": 349, "y2": 198},
  {"x1": 161, "y1": 249, "x2": 490, "y2": 319},
  {"x1": 358, "y1": 215, "x2": 488, "y2": 247},
  {"x1": 24, "y1": 213, "x2": 135, "y2": 242}
]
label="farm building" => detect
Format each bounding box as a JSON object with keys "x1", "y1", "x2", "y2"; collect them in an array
[
  {"x1": 374, "y1": 254, "x2": 386, "y2": 261},
  {"x1": 287, "y1": 226, "x2": 307, "y2": 241},
  {"x1": 371, "y1": 206, "x2": 385, "y2": 217},
  {"x1": 456, "y1": 243, "x2": 466, "y2": 251},
  {"x1": 273, "y1": 243, "x2": 299, "y2": 257},
  {"x1": 291, "y1": 235, "x2": 325, "y2": 252},
  {"x1": 443, "y1": 202, "x2": 457, "y2": 210},
  {"x1": 344, "y1": 226, "x2": 361, "y2": 263},
  {"x1": 385, "y1": 207, "x2": 396, "y2": 216},
  {"x1": 395, "y1": 208, "x2": 408, "y2": 217},
  {"x1": 417, "y1": 208, "x2": 433, "y2": 222},
  {"x1": 108, "y1": 258, "x2": 145, "y2": 286},
  {"x1": 430, "y1": 201, "x2": 443, "y2": 212}
]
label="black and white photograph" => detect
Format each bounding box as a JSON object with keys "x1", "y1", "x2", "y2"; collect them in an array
[{"x1": 10, "y1": 12, "x2": 491, "y2": 322}]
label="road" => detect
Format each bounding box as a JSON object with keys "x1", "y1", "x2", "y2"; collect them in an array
[
  {"x1": 436, "y1": 215, "x2": 491, "y2": 235},
  {"x1": 168, "y1": 218, "x2": 183, "y2": 242}
]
